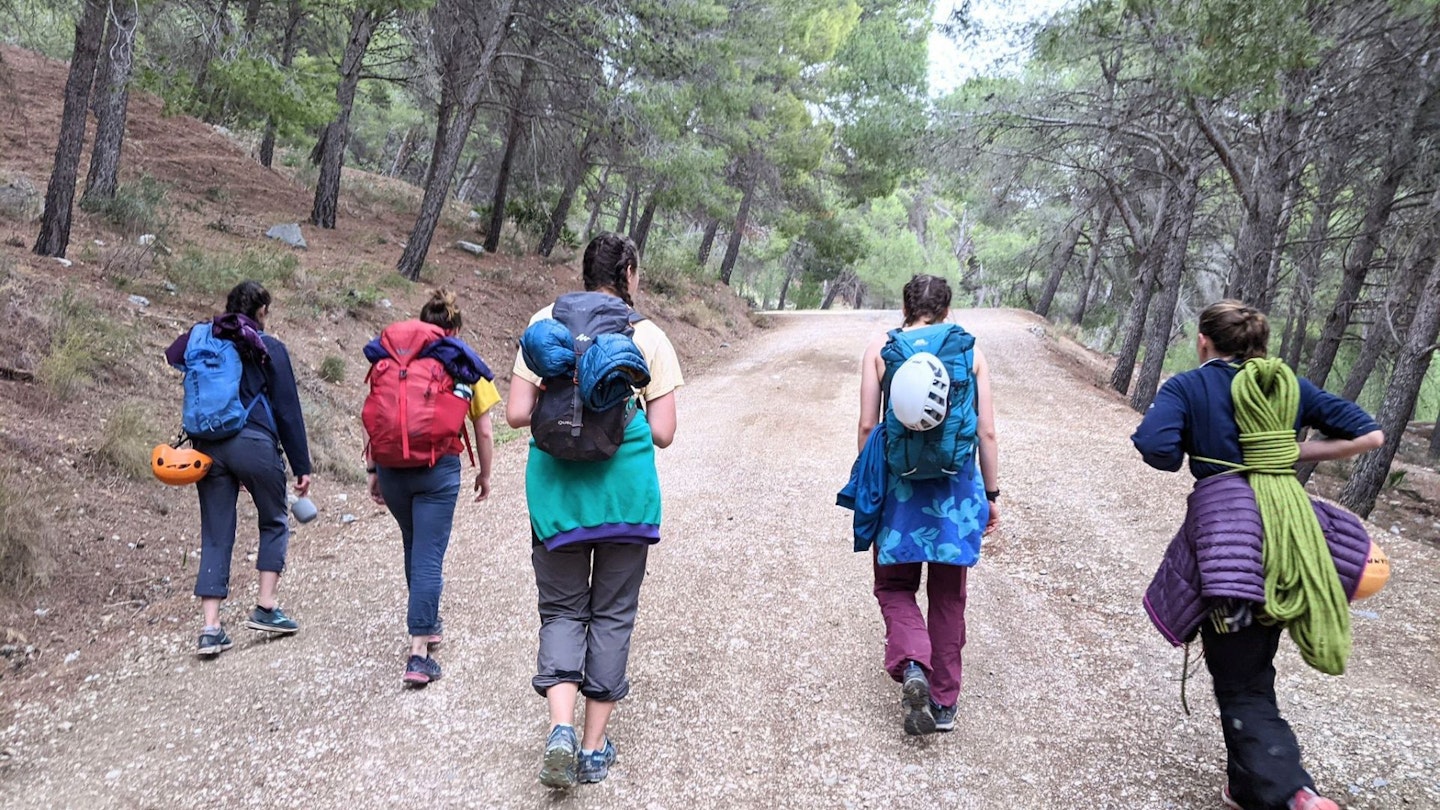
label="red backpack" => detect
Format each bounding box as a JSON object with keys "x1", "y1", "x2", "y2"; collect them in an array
[{"x1": 362, "y1": 321, "x2": 471, "y2": 468}]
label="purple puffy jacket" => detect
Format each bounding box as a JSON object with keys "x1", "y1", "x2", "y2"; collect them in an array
[{"x1": 1143, "y1": 474, "x2": 1372, "y2": 646}]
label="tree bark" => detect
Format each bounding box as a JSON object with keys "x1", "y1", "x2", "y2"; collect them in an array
[
  {"x1": 630, "y1": 192, "x2": 658, "y2": 258},
  {"x1": 259, "y1": 0, "x2": 303, "y2": 168},
  {"x1": 311, "y1": 7, "x2": 379, "y2": 228},
  {"x1": 777, "y1": 267, "x2": 794, "y2": 310},
  {"x1": 1340, "y1": 251, "x2": 1440, "y2": 517},
  {"x1": 397, "y1": 0, "x2": 517, "y2": 280},
  {"x1": 1130, "y1": 164, "x2": 1201, "y2": 411},
  {"x1": 35, "y1": 0, "x2": 107, "y2": 258},
  {"x1": 538, "y1": 129, "x2": 597, "y2": 258},
  {"x1": 484, "y1": 59, "x2": 535, "y2": 253},
  {"x1": 1035, "y1": 213, "x2": 1083, "y2": 319},
  {"x1": 719, "y1": 165, "x2": 758, "y2": 285},
  {"x1": 697, "y1": 218, "x2": 719, "y2": 267},
  {"x1": 1110, "y1": 248, "x2": 1160, "y2": 395},
  {"x1": 581, "y1": 165, "x2": 610, "y2": 247},
  {"x1": 1071, "y1": 204, "x2": 1112, "y2": 326},
  {"x1": 1280, "y1": 164, "x2": 1339, "y2": 369},
  {"x1": 82, "y1": 0, "x2": 138, "y2": 203},
  {"x1": 614, "y1": 181, "x2": 634, "y2": 234}
]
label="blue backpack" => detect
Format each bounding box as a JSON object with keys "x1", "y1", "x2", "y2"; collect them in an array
[
  {"x1": 880, "y1": 323, "x2": 977, "y2": 479},
  {"x1": 181, "y1": 323, "x2": 265, "y2": 440}
]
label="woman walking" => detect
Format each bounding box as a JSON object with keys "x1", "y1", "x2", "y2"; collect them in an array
[
  {"x1": 506, "y1": 232, "x2": 682, "y2": 788},
  {"x1": 165, "y1": 280, "x2": 313, "y2": 656},
  {"x1": 843, "y1": 274, "x2": 1000, "y2": 735},
  {"x1": 364, "y1": 289, "x2": 497, "y2": 685},
  {"x1": 1132, "y1": 300, "x2": 1383, "y2": 810}
]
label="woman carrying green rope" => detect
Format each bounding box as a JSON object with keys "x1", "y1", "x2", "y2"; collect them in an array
[{"x1": 1132, "y1": 301, "x2": 1383, "y2": 810}]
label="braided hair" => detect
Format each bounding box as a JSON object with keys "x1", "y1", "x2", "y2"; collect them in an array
[
  {"x1": 583, "y1": 232, "x2": 639, "y2": 306},
  {"x1": 902, "y1": 274, "x2": 952, "y2": 326}
]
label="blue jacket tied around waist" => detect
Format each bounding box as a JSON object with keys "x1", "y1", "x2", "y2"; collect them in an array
[{"x1": 837, "y1": 425, "x2": 888, "y2": 552}]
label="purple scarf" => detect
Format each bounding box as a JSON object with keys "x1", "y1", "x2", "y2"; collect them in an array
[{"x1": 166, "y1": 313, "x2": 270, "y2": 367}]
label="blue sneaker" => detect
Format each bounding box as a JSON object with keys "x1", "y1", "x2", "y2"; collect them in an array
[
  {"x1": 539, "y1": 725, "x2": 578, "y2": 789},
  {"x1": 196, "y1": 626, "x2": 233, "y2": 657},
  {"x1": 578, "y1": 737, "x2": 617, "y2": 784},
  {"x1": 930, "y1": 701, "x2": 956, "y2": 732},
  {"x1": 901, "y1": 661, "x2": 936, "y2": 736},
  {"x1": 244, "y1": 605, "x2": 299, "y2": 634},
  {"x1": 403, "y1": 655, "x2": 441, "y2": 686}
]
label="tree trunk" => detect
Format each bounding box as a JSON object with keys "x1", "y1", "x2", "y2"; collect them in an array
[
  {"x1": 614, "y1": 182, "x2": 634, "y2": 234},
  {"x1": 484, "y1": 59, "x2": 534, "y2": 253},
  {"x1": 82, "y1": 0, "x2": 138, "y2": 203},
  {"x1": 582, "y1": 165, "x2": 610, "y2": 246},
  {"x1": 397, "y1": 0, "x2": 517, "y2": 280},
  {"x1": 777, "y1": 268, "x2": 794, "y2": 310},
  {"x1": 1109, "y1": 248, "x2": 1160, "y2": 396},
  {"x1": 34, "y1": 0, "x2": 107, "y2": 258},
  {"x1": 455, "y1": 158, "x2": 482, "y2": 203},
  {"x1": 630, "y1": 192, "x2": 658, "y2": 258},
  {"x1": 259, "y1": 0, "x2": 302, "y2": 168},
  {"x1": 1035, "y1": 213, "x2": 1083, "y2": 319},
  {"x1": 538, "y1": 129, "x2": 597, "y2": 258},
  {"x1": 1130, "y1": 165, "x2": 1200, "y2": 411},
  {"x1": 1071, "y1": 205, "x2": 1111, "y2": 326},
  {"x1": 1429, "y1": 402, "x2": 1440, "y2": 462},
  {"x1": 719, "y1": 167, "x2": 758, "y2": 285},
  {"x1": 1280, "y1": 166, "x2": 1338, "y2": 369},
  {"x1": 1340, "y1": 251, "x2": 1440, "y2": 517},
  {"x1": 310, "y1": 8, "x2": 378, "y2": 228},
  {"x1": 697, "y1": 218, "x2": 719, "y2": 267}
]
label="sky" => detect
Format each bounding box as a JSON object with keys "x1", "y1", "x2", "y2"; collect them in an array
[{"x1": 928, "y1": 0, "x2": 1078, "y2": 94}]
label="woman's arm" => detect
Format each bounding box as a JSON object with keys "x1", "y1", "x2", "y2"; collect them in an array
[
  {"x1": 646, "y1": 392, "x2": 677, "y2": 448},
  {"x1": 1298, "y1": 429, "x2": 1384, "y2": 463},
  {"x1": 471, "y1": 411, "x2": 494, "y2": 501},
  {"x1": 973, "y1": 349, "x2": 1000, "y2": 534},
  {"x1": 857, "y1": 335, "x2": 885, "y2": 453},
  {"x1": 505, "y1": 377, "x2": 540, "y2": 429}
]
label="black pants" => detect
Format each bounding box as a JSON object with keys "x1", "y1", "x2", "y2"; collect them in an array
[{"x1": 1201, "y1": 618, "x2": 1314, "y2": 810}]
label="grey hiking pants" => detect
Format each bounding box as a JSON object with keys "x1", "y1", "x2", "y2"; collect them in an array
[
  {"x1": 531, "y1": 542, "x2": 649, "y2": 702},
  {"x1": 192, "y1": 427, "x2": 290, "y2": 599}
]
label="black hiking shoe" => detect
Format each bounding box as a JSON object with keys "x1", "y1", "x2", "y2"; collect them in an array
[
  {"x1": 196, "y1": 626, "x2": 234, "y2": 657},
  {"x1": 901, "y1": 661, "x2": 936, "y2": 735}
]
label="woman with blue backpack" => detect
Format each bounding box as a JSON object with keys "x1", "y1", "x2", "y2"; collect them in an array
[
  {"x1": 164, "y1": 280, "x2": 313, "y2": 657},
  {"x1": 362, "y1": 289, "x2": 498, "y2": 686},
  {"x1": 842, "y1": 273, "x2": 1000, "y2": 736},
  {"x1": 505, "y1": 232, "x2": 683, "y2": 789}
]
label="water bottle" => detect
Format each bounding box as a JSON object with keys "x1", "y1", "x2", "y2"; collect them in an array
[{"x1": 453, "y1": 382, "x2": 473, "y2": 402}]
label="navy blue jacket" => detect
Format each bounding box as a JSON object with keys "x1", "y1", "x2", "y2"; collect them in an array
[{"x1": 1132, "y1": 359, "x2": 1379, "y2": 479}]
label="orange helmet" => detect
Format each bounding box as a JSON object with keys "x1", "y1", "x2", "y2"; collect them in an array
[
  {"x1": 1352, "y1": 540, "x2": 1391, "y2": 600},
  {"x1": 151, "y1": 444, "x2": 213, "y2": 486}
]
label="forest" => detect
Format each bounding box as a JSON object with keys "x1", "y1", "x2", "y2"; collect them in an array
[{"x1": 2, "y1": 0, "x2": 1438, "y2": 519}]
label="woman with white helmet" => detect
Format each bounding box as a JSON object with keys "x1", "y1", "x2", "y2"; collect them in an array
[{"x1": 848, "y1": 273, "x2": 1000, "y2": 736}]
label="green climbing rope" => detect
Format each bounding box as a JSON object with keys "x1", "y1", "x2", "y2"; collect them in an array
[{"x1": 1230, "y1": 357, "x2": 1351, "y2": 675}]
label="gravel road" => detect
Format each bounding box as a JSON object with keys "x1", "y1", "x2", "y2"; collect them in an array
[{"x1": 3, "y1": 309, "x2": 1436, "y2": 809}]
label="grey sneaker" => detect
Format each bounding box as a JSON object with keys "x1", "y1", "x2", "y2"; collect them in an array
[
  {"x1": 196, "y1": 626, "x2": 233, "y2": 657},
  {"x1": 539, "y1": 725, "x2": 578, "y2": 789},
  {"x1": 578, "y1": 737, "x2": 617, "y2": 784},
  {"x1": 901, "y1": 661, "x2": 936, "y2": 735},
  {"x1": 403, "y1": 655, "x2": 442, "y2": 686},
  {"x1": 930, "y1": 701, "x2": 956, "y2": 732},
  {"x1": 244, "y1": 605, "x2": 299, "y2": 634}
]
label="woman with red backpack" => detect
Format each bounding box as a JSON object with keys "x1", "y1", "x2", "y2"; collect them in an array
[
  {"x1": 842, "y1": 274, "x2": 1000, "y2": 736},
  {"x1": 363, "y1": 289, "x2": 498, "y2": 686},
  {"x1": 505, "y1": 232, "x2": 683, "y2": 789}
]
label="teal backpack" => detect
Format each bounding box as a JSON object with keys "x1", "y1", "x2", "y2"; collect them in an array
[{"x1": 880, "y1": 323, "x2": 977, "y2": 479}]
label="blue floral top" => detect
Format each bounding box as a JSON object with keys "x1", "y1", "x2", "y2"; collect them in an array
[{"x1": 875, "y1": 457, "x2": 987, "y2": 567}]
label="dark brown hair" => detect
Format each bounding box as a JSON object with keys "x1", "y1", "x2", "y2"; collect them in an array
[
  {"x1": 583, "y1": 232, "x2": 638, "y2": 306},
  {"x1": 419, "y1": 288, "x2": 462, "y2": 332},
  {"x1": 902, "y1": 274, "x2": 952, "y2": 326},
  {"x1": 225, "y1": 280, "x2": 271, "y2": 320},
  {"x1": 1198, "y1": 299, "x2": 1269, "y2": 361}
]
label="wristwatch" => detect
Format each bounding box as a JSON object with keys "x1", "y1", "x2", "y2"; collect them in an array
[{"x1": 985, "y1": 489, "x2": 1000, "y2": 502}]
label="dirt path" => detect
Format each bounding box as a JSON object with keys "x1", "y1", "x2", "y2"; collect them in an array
[{"x1": 3, "y1": 310, "x2": 1436, "y2": 809}]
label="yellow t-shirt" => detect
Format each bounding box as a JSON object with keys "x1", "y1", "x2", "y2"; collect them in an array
[
  {"x1": 467, "y1": 377, "x2": 501, "y2": 420},
  {"x1": 511, "y1": 304, "x2": 684, "y2": 402}
]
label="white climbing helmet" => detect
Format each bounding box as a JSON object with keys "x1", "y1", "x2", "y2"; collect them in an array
[{"x1": 890, "y1": 352, "x2": 950, "y2": 431}]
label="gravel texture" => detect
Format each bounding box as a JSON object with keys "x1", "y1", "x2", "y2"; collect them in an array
[{"x1": 2, "y1": 309, "x2": 1435, "y2": 809}]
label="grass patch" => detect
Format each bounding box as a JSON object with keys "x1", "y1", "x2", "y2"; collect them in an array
[
  {"x1": 80, "y1": 176, "x2": 172, "y2": 238},
  {"x1": 0, "y1": 463, "x2": 56, "y2": 595},
  {"x1": 493, "y1": 423, "x2": 526, "y2": 447},
  {"x1": 675, "y1": 298, "x2": 723, "y2": 333},
  {"x1": 319, "y1": 355, "x2": 346, "y2": 384},
  {"x1": 165, "y1": 246, "x2": 299, "y2": 297},
  {"x1": 36, "y1": 289, "x2": 123, "y2": 400},
  {"x1": 302, "y1": 393, "x2": 365, "y2": 485},
  {"x1": 294, "y1": 264, "x2": 397, "y2": 318},
  {"x1": 95, "y1": 400, "x2": 156, "y2": 480}
]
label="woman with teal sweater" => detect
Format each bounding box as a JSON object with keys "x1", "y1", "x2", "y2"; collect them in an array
[{"x1": 506, "y1": 232, "x2": 683, "y2": 790}]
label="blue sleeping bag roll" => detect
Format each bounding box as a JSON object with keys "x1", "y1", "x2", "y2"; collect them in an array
[
  {"x1": 577, "y1": 333, "x2": 651, "y2": 411},
  {"x1": 520, "y1": 319, "x2": 576, "y2": 379}
]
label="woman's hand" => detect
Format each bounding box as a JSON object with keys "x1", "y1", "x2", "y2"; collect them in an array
[
  {"x1": 984, "y1": 501, "x2": 1000, "y2": 535},
  {"x1": 367, "y1": 471, "x2": 385, "y2": 506},
  {"x1": 473, "y1": 472, "x2": 491, "y2": 502},
  {"x1": 294, "y1": 474, "x2": 311, "y2": 498}
]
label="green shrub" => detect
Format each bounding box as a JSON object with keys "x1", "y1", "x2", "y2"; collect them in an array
[
  {"x1": 96, "y1": 401, "x2": 155, "y2": 479},
  {"x1": 165, "y1": 246, "x2": 299, "y2": 296},
  {"x1": 37, "y1": 290, "x2": 118, "y2": 400},
  {"x1": 301, "y1": 393, "x2": 365, "y2": 485},
  {"x1": 319, "y1": 355, "x2": 345, "y2": 384},
  {"x1": 0, "y1": 464, "x2": 55, "y2": 595},
  {"x1": 80, "y1": 176, "x2": 171, "y2": 237}
]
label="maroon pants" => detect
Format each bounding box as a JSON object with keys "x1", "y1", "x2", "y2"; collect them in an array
[{"x1": 873, "y1": 550, "x2": 970, "y2": 707}]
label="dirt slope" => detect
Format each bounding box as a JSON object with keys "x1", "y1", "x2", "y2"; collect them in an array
[{"x1": 1, "y1": 309, "x2": 1434, "y2": 809}]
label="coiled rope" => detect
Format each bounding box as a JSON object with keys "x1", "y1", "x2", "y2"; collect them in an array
[{"x1": 1202, "y1": 357, "x2": 1351, "y2": 675}]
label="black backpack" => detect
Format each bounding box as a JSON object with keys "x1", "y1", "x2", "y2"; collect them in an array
[{"x1": 530, "y1": 292, "x2": 645, "y2": 461}]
